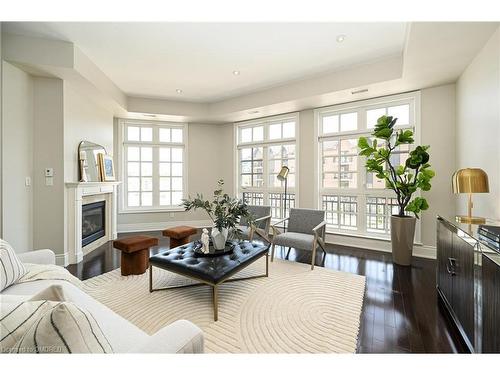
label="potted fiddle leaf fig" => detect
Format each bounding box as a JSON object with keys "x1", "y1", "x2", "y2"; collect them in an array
[
  {"x1": 358, "y1": 115, "x2": 435, "y2": 266},
  {"x1": 182, "y1": 179, "x2": 252, "y2": 250}
]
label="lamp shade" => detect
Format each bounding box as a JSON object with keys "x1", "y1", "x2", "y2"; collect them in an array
[
  {"x1": 276, "y1": 166, "x2": 289, "y2": 181},
  {"x1": 452, "y1": 168, "x2": 489, "y2": 194}
]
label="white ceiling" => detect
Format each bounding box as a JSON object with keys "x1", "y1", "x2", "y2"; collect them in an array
[{"x1": 3, "y1": 22, "x2": 407, "y2": 102}]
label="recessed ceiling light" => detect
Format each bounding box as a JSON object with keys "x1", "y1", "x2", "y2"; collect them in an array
[
  {"x1": 233, "y1": 70, "x2": 240, "y2": 75},
  {"x1": 176, "y1": 89, "x2": 183, "y2": 94},
  {"x1": 336, "y1": 34, "x2": 346, "y2": 43}
]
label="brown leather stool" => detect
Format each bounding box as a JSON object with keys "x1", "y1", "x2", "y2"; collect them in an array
[
  {"x1": 162, "y1": 226, "x2": 197, "y2": 249},
  {"x1": 113, "y1": 235, "x2": 158, "y2": 276}
]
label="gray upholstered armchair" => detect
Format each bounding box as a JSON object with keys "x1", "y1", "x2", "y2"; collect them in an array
[
  {"x1": 238, "y1": 205, "x2": 272, "y2": 242},
  {"x1": 270, "y1": 208, "x2": 327, "y2": 270}
]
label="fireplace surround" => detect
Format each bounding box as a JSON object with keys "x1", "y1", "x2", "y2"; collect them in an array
[{"x1": 66, "y1": 181, "x2": 120, "y2": 265}]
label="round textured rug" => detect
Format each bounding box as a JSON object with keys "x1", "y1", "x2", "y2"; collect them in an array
[{"x1": 83, "y1": 257, "x2": 365, "y2": 353}]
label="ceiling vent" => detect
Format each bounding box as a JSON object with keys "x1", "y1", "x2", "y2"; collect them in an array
[{"x1": 351, "y1": 88, "x2": 368, "y2": 94}]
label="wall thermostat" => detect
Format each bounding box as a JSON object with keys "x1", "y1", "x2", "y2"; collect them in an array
[{"x1": 45, "y1": 168, "x2": 54, "y2": 177}]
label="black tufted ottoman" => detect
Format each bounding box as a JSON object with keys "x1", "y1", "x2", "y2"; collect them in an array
[{"x1": 149, "y1": 240, "x2": 270, "y2": 321}]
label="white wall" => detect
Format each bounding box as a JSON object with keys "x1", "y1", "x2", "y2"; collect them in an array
[
  {"x1": 32, "y1": 77, "x2": 65, "y2": 257},
  {"x1": 64, "y1": 82, "x2": 114, "y2": 182},
  {"x1": 297, "y1": 109, "x2": 315, "y2": 210},
  {"x1": 456, "y1": 27, "x2": 500, "y2": 220},
  {"x1": 117, "y1": 122, "x2": 235, "y2": 230},
  {"x1": 1, "y1": 62, "x2": 34, "y2": 251},
  {"x1": 420, "y1": 84, "x2": 457, "y2": 244}
]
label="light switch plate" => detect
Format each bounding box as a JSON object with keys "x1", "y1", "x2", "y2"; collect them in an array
[{"x1": 25, "y1": 177, "x2": 31, "y2": 187}]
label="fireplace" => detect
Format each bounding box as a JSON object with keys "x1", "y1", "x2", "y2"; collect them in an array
[{"x1": 82, "y1": 201, "x2": 106, "y2": 247}]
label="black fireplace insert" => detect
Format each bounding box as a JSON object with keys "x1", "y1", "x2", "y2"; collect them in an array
[{"x1": 82, "y1": 201, "x2": 105, "y2": 247}]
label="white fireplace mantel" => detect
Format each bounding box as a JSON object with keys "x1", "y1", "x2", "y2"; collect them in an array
[{"x1": 65, "y1": 181, "x2": 121, "y2": 265}]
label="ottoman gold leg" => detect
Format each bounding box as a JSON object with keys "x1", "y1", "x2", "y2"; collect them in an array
[
  {"x1": 149, "y1": 264, "x2": 153, "y2": 293},
  {"x1": 212, "y1": 285, "x2": 219, "y2": 321}
]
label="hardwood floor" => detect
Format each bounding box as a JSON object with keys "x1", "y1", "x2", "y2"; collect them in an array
[{"x1": 67, "y1": 230, "x2": 466, "y2": 353}]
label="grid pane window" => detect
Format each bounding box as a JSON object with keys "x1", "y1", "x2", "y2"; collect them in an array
[
  {"x1": 367, "y1": 104, "x2": 410, "y2": 129},
  {"x1": 243, "y1": 192, "x2": 264, "y2": 206},
  {"x1": 269, "y1": 193, "x2": 295, "y2": 220},
  {"x1": 321, "y1": 138, "x2": 357, "y2": 189},
  {"x1": 265, "y1": 121, "x2": 295, "y2": 140},
  {"x1": 268, "y1": 144, "x2": 295, "y2": 188},
  {"x1": 237, "y1": 115, "x2": 298, "y2": 221},
  {"x1": 125, "y1": 145, "x2": 153, "y2": 207},
  {"x1": 122, "y1": 122, "x2": 186, "y2": 210},
  {"x1": 240, "y1": 125, "x2": 265, "y2": 143},
  {"x1": 366, "y1": 197, "x2": 400, "y2": 234},
  {"x1": 240, "y1": 147, "x2": 263, "y2": 188},
  {"x1": 158, "y1": 147, "x2": 184, "y2": 206},
  {"x1": 317, "y1": 94, "x2": 418, "y2": 238},
  {"x1": 322, "y1": 195, "x2": 357, "y2": 230}
]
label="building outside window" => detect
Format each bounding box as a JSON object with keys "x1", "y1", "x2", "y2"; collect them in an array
[
  {"x1": 235, "y1": 114, "x2": 298, "y2": 220},
  {"x1": 119, "y1": 120, "x2": 187, "y2": 212},
  {"x1": 315, "y1": 92, "x2": 420, "y2": 238}
]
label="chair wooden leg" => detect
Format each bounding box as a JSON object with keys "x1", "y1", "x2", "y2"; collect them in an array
[
  {"x1": 311, "y1": 240, "x2": 318, "y2": 270},
  {"x1": 271, "y1": 242, "x2": 276, "y2": 262}
]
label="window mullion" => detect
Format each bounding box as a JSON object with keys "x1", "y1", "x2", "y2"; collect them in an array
[
  {"x1": 124, "y1": 144, "x2": 129, "y2": 209},
  {"x1": 358, "y1": 194, "x2": 367, "y2": 234},
  {"x1": 152, "y1": 145, "x2": 159, "y2": 208}
]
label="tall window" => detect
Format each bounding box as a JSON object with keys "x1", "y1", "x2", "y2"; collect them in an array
[
  {"x1": 120, "y1": 120, "x2": 187, "y2": 211},
  {"x1": 236, "y1": 114, "x2": 298, "y2": 219},
  {"x1": 316, "y1": 92, "x2": 419, "y2": 238}
]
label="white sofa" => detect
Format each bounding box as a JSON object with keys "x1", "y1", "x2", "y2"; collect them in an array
[{"x1": 1, "y1": 249, "x2": 204, "y2": 353}]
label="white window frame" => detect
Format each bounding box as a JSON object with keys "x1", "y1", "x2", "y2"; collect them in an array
[
  {"x1": 314, "y1": 92, "x2": 421, "y2": 242},
  {"x1": 117, "y1": 119, "x2": 189, "y2": 214},
  {"x1": 234, "y1": 113, "x2": 300, "y2": 220}
]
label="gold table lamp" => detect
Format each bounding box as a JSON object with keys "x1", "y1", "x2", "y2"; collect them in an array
[{"x1": 452, "y1": 168, "x2": 489, "y2": 224}]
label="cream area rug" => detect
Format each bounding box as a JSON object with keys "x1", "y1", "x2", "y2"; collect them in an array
[{"x1": 83, "y1": 257, "x2": 366, "y2": 353}]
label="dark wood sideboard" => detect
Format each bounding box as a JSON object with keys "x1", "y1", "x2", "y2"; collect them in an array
[{"x1": 436, "y1": 216, "x2": 500, "y2": 353}]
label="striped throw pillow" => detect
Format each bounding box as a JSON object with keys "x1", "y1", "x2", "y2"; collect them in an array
[
  {"x1": 0, "y1": 239, "x2": 27, "y2": 292},
  {"x1": 1, "y1": 300, "x2": 58, "y2": 353},
  {"x1": 14, "y1": 302, "x2": 113, "y2": 354}
]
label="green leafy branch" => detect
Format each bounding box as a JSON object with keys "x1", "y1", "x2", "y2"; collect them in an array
[
  {"x1": 182, "y1": 179, "x2": 253, "y2": 232},
  {"x1": 358, "y1": 115, "x2": 435, "y2": 218}
]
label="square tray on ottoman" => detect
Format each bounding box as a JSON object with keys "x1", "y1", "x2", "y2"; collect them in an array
[{"x1": 149, "y1": 240, "x2": 270, "y2": 321}]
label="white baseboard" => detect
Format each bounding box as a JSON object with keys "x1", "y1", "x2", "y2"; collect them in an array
[
  {"x1": 55, "y1": 252, "x2": 69, "y2": 267},
  {"x1": 117, "y1": 220, "x2": 213, "y2": 233},
  {"x1": 325, "y1": 233, "x2": 436, "y2": 259}
]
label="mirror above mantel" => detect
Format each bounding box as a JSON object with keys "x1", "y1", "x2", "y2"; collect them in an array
[{"x1": 78, "y1": 140, "x2": 107, "y2": 182}]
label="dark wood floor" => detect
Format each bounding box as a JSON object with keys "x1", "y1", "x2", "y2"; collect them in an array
[{"x1": 67, "y1": 231, "x2": 466, "y2": 354}]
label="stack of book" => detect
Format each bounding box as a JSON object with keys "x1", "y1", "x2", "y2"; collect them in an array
[{"x1": 478, "y1": 225, "x2": 500, "y2": 251}]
